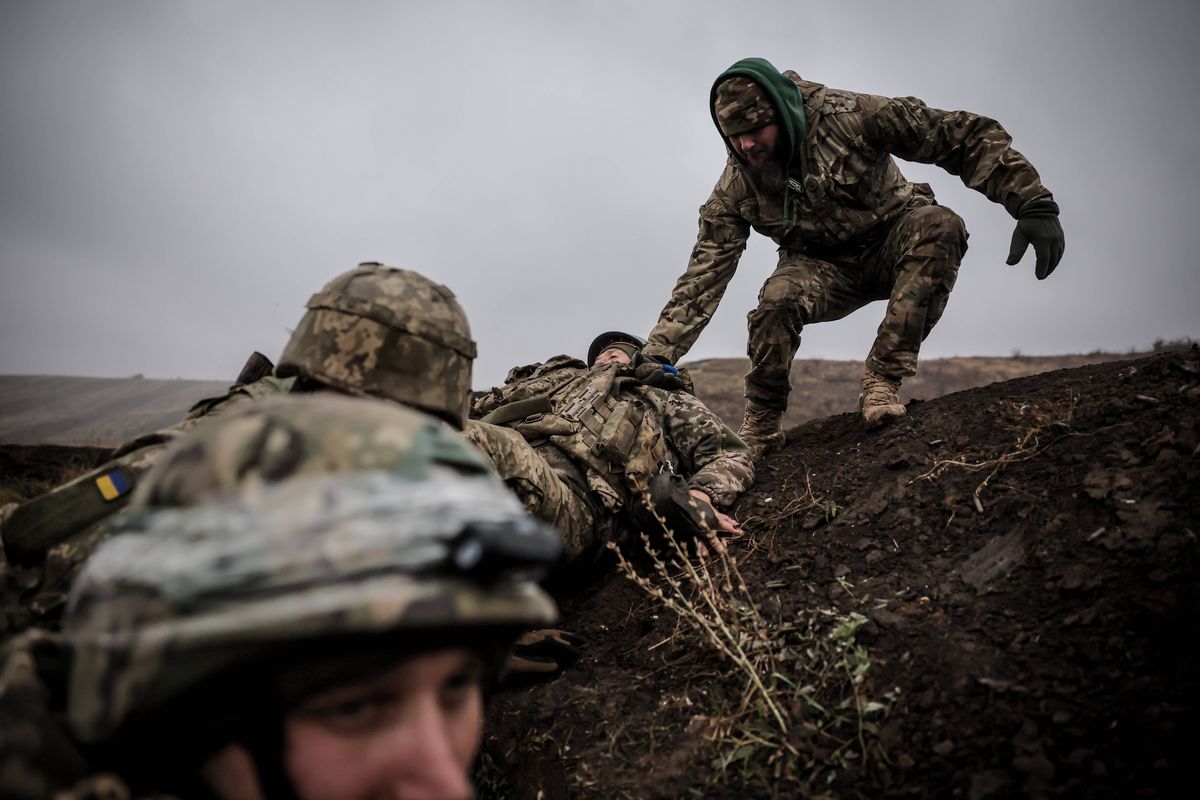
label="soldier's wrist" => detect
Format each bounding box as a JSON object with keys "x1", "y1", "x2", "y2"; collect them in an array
[{"x1": 1018, "y1": 194, "x2": 1058, "y2": 218}]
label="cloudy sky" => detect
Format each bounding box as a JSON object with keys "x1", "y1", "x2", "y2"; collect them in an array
[{"x1": 2, "y1": 0, "x2": 1197, "y2": 388}]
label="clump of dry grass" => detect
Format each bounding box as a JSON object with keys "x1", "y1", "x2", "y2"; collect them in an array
[
  {"x1": 917, "y1": 393, "x2": 1079, "y2": 507},
  {"x1": 611, "y1": 490, "x2": 896, "y2": 792}
]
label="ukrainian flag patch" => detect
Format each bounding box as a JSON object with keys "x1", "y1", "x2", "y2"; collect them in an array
[{"x1": 95, "y1": 469, "x2": 131, "y2": 502}]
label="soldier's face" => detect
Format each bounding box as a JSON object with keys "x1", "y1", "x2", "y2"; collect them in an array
[
  {"x1": 594, "y1": 347, "x2": 633, "y2": 367},
  {"x1": 730, "y1": 123, "x2": 780, "y2": 169},
  {"x1": 281, "y1": 648, "x2": 484, "y2": 800}
]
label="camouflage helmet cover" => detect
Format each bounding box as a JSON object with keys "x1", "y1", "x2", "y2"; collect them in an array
[
  {"x1": 276, "y1": 262, "x2": 477, "y2": 428},
  {"x1": 64, "y1": 398, "x2": 560, "y2": 742},
  {"x1": 713, "y1": 76, "x2": 777, "y2": 137},
  {"x1": 128, "y1": 392, "x2": 493, "y2": 510}
]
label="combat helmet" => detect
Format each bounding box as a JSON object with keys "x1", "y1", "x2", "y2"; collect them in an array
[
  {"x1": 276, "y1": 262, "x2": 477, "y2": 428},
  {"x1": 63, "y1": 393, "x2": 561, "y2": 746},
  {"x1": 587, "y1": 330, "x2": 646, "y2": 366}
]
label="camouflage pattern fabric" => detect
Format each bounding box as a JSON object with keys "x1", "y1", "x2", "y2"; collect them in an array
[
  {"x1": 746, "y1": 204, "x2": 968, "y2": 409},
  {"x1": 62, "y1": 393, "x2": 558, "y2": 743},
  {"x1": 0, "y1": 376, "x2": 294, "y2": 636},
  {"x1": 470, "y1": 360, "x2": 753, "y2": 560},
  {"x1": 129, "y1": 392, "x2": 492, "y2": 510},
  {"x1": 276, "y1": 262, "x2": 476, "y2": 429},
  {"x1": 713, "y1": 76, "x2": 777, "y2": 136},
  {"x1": 645, "y1": 72, "x2": 1053, "y2": 374},
  {"x1": 465, "y1": 421, "x2": 607, "y2": 560}
]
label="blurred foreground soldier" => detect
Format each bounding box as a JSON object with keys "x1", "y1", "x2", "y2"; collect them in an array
[
  {"x1": 0, "y1": 393, "x2": 560, "y2": 799},
  {"x1": 467, "y1": 331, "x2": 754, "y2": 564},
  {"x1": 0, "y1": 262, "x2": 476, "y2": 632},
  {"x1": 642, "y1": 58, "x2": 1066, "y2": 454}
]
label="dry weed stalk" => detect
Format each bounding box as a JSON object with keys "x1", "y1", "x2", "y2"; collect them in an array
[
  {"x1": 611, "y1": 491, "x2": 895, "y2": 791},
  {"x1": 609, "y1": 488, "x2": 789, "y2": 734},
  {"x1": 918, "y1": 393, "x2": 1079, "y2": 498}
]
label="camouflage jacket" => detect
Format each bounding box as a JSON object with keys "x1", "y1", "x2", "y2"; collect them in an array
[
  {"x1": 645, "y1": 72, "x2": 1054, "y2": 363},
  {"x1": 0, "y1": 376, "x2": 295, "y2": 635},
  {"x1": 0, "y1": 629, "x2": 152, "y2": 799},
  {"x1": 471, "y1": 357, "x2": 753, "y2": 509}
]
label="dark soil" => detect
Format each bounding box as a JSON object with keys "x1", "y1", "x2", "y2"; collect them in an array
[
  {"x1": 482, "y1": 349, "x2": 1199, "y2": 798},
  {"x1": 0, "y1": 444, "x2": 111, "y2": 506}
]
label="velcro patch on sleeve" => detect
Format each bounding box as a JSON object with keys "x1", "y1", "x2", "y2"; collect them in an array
[{"x1": 95, "y1": 469, "x2": 132, "y2": 502}]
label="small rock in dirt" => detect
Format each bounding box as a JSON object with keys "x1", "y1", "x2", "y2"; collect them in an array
[
  {"x1": 833, "y1": 563, "x2": 851, "y2": 577},
  {"x1": 1012, "y1": 753, "x2": 1055, "y2": 783},
  {"x1": 933, "y1": 739, "x2": 955, "y2": 755},
  {"x1": 871, "y1": 608, "x2": 905, "y2": 629},
  {"x1": 896, "y1": 754, "x2": 916, "y2": 770},
  {"x1": 1081, "y1": 468, "x2": 1112, "y2": 499},
  {"x1": 968, "y1": 769, "x2": 1014, "y2": 800}
]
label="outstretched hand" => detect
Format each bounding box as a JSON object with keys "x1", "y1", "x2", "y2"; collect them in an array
[
  {"x1": 1006, "y1": 197, "x2": 1065, "y2": 280},
  {"x1": 688, "y1": 488, "x2": 741, "y2": 558},
  {"x1": 631, "y1": 351, "x2": 686, "y2": 391}
]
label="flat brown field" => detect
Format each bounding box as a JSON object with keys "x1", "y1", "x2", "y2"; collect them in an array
[{"x1": 0, "y1": 375, "x2": 229, "y2": 447}]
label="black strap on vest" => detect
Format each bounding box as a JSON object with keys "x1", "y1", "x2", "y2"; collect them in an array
[{"x1": 479, "y1": 394, "x2": 553, "y2": 426}]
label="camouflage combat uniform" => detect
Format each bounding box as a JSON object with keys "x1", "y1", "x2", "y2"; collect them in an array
[
  {"x1": 0, "y1": 261, "x2": 478, "y2": 634},
  {"x1": 644, "y1": 62, "x2": 1054, "y2": 415},
  {"x1": 0, "y1": 393, "x2": 559, "y2": 798},
  {"x1": 467, "y1": 356, "x2": 753, "y2": 560}
]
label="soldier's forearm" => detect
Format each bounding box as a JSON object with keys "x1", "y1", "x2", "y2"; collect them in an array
[
  {"x1": 873, "y1": 96, "x2": 1050, "y2": 217},
  {"x1": 687, "y1": 455, "x2": 754, "y2": 509}
]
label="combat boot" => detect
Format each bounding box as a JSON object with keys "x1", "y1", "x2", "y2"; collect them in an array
[
  {"x1": 859, "y1": 369, "x2": 906, "y2": 429},
  {"x1": 738, "y1": 402, "x2": 786, "y2": 461}
]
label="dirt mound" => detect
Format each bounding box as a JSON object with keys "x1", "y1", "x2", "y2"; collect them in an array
[
  {"x1": 684, "y1": 352, "x2": 1143, "y2": 434},
  {"x1": 481, "y1": 350, "x2": 1199, "y2": 798}
]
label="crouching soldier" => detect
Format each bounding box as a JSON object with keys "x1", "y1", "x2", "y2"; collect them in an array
[
  {"x1": 0, "y1": 262, "x2": 478, "y2": 634},
  {"x1": 0, "y1": 393, "x2": 561, "y2": 799},
  {"x1": 467, "y1": 331, "x2": 754, "y2": 564}
]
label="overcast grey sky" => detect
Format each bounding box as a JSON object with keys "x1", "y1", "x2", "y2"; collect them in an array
[{"x1": 2, "y1": 0, "x2": 1198, "y2": 388}]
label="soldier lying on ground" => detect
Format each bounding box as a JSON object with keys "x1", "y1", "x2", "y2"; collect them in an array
[
  {"x1": 0, "y1": 262, "x2": 478, "y2": 633},
  {"x1": 0, "y1": 393, "x2": 561, "y2": 799},
  {"x1": 640, "y1": 57, "x2": 1065, "y2": 456},
  {"x1": 466, "y1": 330, "x2": 754, "y2": 565}
]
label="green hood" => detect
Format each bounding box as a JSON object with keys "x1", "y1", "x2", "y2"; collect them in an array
[{"x1": 709, "y1": 57, "x2": 807, "y2": 223}]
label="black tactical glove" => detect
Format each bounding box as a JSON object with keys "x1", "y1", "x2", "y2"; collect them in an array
[
  {"x1": 502, "y1": 629, "x2": 585, "y2": 683},
  {"x1": 631, "y1": 351, "x2": 685, "y2": 391},
  {"x1": 1006, "y1": 196, "x2": 1065, "y2": 280}
]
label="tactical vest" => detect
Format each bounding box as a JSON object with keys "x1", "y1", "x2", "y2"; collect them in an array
[{"x1": 485, "y1": 365, "x2": 672, "y2": 504}]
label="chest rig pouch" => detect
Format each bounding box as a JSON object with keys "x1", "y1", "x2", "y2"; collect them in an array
[{"x1": 489, "y1": 366, "x2": 672, "y2": 508}]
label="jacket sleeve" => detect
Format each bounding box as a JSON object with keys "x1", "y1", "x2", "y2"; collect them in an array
[
  {"x1": 662, "y1": 392, "x2": 754, "y2": 508},
  {"x1": 644, "y1": 173, "x2": 751, "y2": 364},
  {"x1": 858, "y1": 93, "x2": 1052, "y2": 217}
]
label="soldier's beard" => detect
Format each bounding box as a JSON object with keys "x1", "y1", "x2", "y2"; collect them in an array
[{"x1": 747, "y1": 157, "x2": 788, "y2": 198}]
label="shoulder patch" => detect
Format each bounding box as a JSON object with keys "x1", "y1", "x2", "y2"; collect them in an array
[{"x1": 95, "y1": 468, "x2": 132, "y2": 502}]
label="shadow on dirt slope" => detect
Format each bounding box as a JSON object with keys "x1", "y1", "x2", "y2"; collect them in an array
[{"x1": 481, "y1": 349, "x2": 1198, "y2": 799}]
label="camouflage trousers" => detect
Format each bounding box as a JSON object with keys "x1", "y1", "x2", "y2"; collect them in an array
[
  {"x1": 746, "y1": 204, "x2": 968, "y2": 410},
  {"x1": 464, "y1": 422, "x2": 604, "y2": 561}
]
